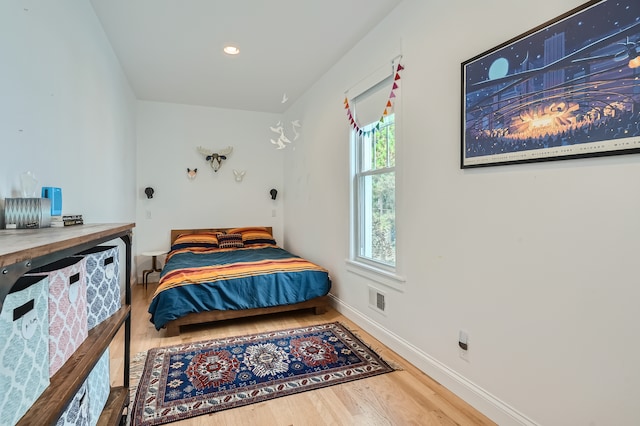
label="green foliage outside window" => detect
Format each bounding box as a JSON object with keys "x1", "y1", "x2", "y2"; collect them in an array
[{"x1": 358, "y1": 115, "x2": 396, "y2": 266}]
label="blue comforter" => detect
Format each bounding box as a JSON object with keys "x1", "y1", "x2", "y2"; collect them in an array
[{"x1": 148, "y1": 246, "x2": 331, "y2": 330}]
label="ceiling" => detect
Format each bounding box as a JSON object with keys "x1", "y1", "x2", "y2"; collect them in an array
[{"x1": 89, "y1": 0, "x2": 403, "y2": 114}]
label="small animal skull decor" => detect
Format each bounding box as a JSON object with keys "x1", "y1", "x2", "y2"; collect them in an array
[
  {"x1": 197, "y1": 146, "x2": 233, "y2": 172},
  {"x1": 233, "y1": 169, "x2": 246, "y2": 182},
  {"x1": 187, "y1": 168, "x2": 198, "y2": 180}
]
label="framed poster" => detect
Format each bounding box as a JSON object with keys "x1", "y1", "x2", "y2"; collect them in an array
[{"x1": 461, "y1": 0, "x2": 640, "y2": 168}]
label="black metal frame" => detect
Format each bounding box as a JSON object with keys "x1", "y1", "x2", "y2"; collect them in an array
[
  {"x1": 461, "y1": 0, "x2": 640, "y2": 168},
  {"x1": 0, "y1": 227, "x2": 132, "y2": 422}
]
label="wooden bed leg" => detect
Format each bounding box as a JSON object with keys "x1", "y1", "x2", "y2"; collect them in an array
[
  {"x1": 164, "y1": 324, "x2": 180, "y2": 337},
  {"x1": 314, "y1": 305, "x2": 327, "y2": 315}
]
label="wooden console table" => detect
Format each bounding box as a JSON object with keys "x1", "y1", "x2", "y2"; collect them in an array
[{"x1": 0, "y1": 223, "x2": 134, "y2": 425}]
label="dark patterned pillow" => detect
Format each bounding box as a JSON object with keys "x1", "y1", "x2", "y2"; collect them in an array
[
  {"x1": 227, "y1": 227, "x2": 277, "y2": 247},
  {"x1": 217, "y1": 233, "x2": 244, "y2": 249}
]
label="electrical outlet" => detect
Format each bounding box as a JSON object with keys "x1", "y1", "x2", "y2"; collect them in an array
[{"x1": 145, "y1": 210, "x2": 151, "y2": 219}]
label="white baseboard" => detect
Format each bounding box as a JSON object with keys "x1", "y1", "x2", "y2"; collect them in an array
[{"x1": 328, "y1": 294, "x2": 539, "y2": 426}]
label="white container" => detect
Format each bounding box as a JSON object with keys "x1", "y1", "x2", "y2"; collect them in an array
[
  {"x1": 78, "y1": 245, "x2": 121, "y2": 330},
  {"x1": 87, "y1": 348, "x2": 110, "y2": 426},
  {"x1": 55, "y1": 382, "x2": 89, "y2": 426},
  {"x1": 4, "y1": 197, "x2": 52, "y2": 228},
  {"x1": 0, "y1": 275, "x2": 50, "y2": 426}
]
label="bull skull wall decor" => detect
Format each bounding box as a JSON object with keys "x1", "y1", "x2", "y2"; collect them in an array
[{"x1": 197, "y1": 146, "x2": 233, "y2": 172}]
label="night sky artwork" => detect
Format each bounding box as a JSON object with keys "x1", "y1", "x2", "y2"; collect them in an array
[{"x1": 461, "y1": 0, "x2": 640, "y2": 168}]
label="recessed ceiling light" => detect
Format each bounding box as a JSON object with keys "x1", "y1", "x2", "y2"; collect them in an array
[{"x1": 223, "y1": 45, "x2": 240, "y2": 55}]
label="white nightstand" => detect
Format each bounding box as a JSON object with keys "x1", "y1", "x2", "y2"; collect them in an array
[{"x1": 141, "y1": 250, "x2": 167, "y2": 289}]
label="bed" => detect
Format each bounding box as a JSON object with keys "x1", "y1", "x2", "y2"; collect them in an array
[{"x1": 148, "y1": 227, "x2": 332, "y2": 336}]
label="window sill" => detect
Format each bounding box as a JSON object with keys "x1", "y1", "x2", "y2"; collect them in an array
[{"x1": 345, "y1": 259, "x2": 405, "y2": 292}]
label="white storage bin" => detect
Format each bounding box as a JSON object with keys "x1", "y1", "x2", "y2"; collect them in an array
[
  {"x1": 0, "y1": 275, "x2": 50, "y2": 426},
  {"x1": 78, "y1": 245, "x2": 121, "y2": 330},
  {"x1": 55, "y1": 382, "x2": 89, "y2": 426},
  {"x1": 87, "y1": 348, "x2": 110, "y2": 426}
]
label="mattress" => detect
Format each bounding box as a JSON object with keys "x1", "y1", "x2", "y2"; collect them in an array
[{"x1": 148, "y1": 245, "x2": 331, "y2": 330}]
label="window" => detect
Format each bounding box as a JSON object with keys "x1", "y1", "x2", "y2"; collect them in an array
[{"x1": 351, "y1": 74, "x2": 397, "y2": 271}]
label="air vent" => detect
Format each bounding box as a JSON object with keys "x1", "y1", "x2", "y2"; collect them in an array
[
  {"x1": 368, "y1": 286, "x2": 386, "y2": 314},
  {"x1": 376, "y1": 292, "x2": 385, "y2": 311}
]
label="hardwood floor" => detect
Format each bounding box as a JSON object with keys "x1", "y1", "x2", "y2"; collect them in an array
[{"x1": 109, "y1": 283, "x2": 496, "y2": 425}]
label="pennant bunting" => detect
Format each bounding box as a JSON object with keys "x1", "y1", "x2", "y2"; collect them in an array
[{"x1": 344, "y1": 61, "x2": 403, "y2": 135}]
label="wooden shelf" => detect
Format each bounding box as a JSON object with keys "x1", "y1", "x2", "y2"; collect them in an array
[
  {"x1": 97, "y1": 387, "x2": 129, "y2": 426},
  {"x1": 0, "y1": 223, "x2": 134, "y2": 267},
  {"x1": 16, "y1": 306, "x2": 131, "y2": 425},
  {"x1": 1, "y1": 223, "x2": 134, "y2": 426},
  {"x1": 0, "y1": 223, "x2": 134, "y2": 311}
]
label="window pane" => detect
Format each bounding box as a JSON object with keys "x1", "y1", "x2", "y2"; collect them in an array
[
  {"x1": 385, "y1": 118, "x2": 395, "y2": 167},
  {"x1": 359, "y1": 115, "x2": 395, "y2": 172},
  {"x1": 378, "y1": 116, "x2": 394, "y2": 168},
  {"x1": 360, "y1": 132, "x2": 374, "y2": 173},
  {"x1": 358, "y1": 171, "x2": 396, "y2": 265}
]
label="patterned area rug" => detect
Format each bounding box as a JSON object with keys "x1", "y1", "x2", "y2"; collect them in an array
[{"x1": 130, "y1": 322, "x2": 393, "y2": 426}]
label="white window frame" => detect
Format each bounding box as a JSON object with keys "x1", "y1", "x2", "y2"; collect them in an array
[
  {"x1": 354, "y1": 114, "x2": 396, "y2": 270},
  {"x1": 347, "y1": 65, "x2": 405, "y2": 290}
]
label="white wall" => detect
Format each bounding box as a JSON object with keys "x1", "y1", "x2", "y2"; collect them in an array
[
  {"x1": 135, "y1": 101, "x2": 285, "y2": 277},
  {"x1": 283, "y1": 0, "x2": 640, "y2": 425},
  {"x1": 5, "y1": 1, "x2": 639, "y2": 424},
  {"x1": 0, "y1": 1, "x2": 136, "y2": 223}
]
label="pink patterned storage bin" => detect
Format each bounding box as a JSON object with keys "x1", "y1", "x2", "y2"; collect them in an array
[{"x1": 29, "y1": 256, "x2": 88, "y2": 377}]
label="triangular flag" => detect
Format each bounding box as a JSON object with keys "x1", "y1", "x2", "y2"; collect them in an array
[{"x1": 343, "y1": 64, "x2": 403, "y2": 130}]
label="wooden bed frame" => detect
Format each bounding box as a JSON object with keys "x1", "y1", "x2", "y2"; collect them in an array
[{"x1": 161, "y1": 228, "x2": 329, "y2": 336}]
